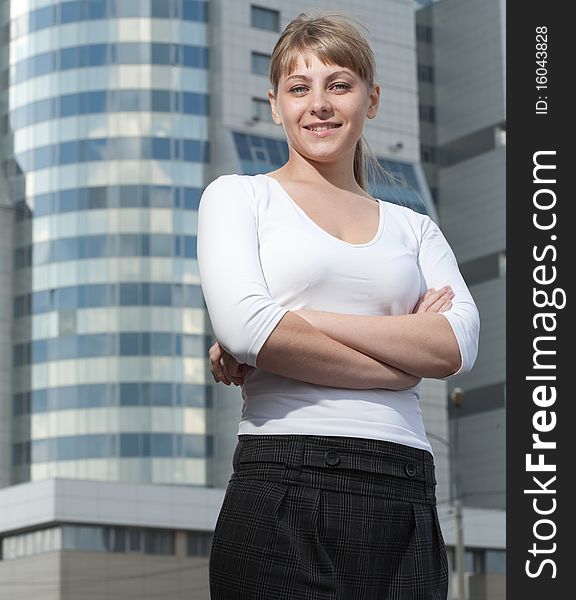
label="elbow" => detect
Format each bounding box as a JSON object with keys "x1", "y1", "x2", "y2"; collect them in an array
[
  {"x1": 436, "y1": 307, "x2": 480, "y2": 379},
  {"x1": 441, "y1": 353, "x2": 464, "y2": 379},
  {"x1": 212, "y1": 330, "x2": 251, "y2": 366},
  {"x1": 209, "y1": 307, "x2": 290, "y2": 369}
]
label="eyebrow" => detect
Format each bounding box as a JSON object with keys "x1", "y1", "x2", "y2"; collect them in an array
[{"x1": 285, "y1": 70, "x2": 355, "y2": 82}]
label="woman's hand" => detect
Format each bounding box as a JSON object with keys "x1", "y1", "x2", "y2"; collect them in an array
[
  {"x1": 208, "y1": 342, "x2": 255, "y2": 386},
  {"x1": 413, "y1": 286, "x2": 454, "y2": 314}
]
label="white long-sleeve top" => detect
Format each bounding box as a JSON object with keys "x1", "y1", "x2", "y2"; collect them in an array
[{"x1": 197, "y1": 173, "x2": 480, "y2": 454}]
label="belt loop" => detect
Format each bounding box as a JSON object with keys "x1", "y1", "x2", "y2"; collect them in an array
[
  {"x1": 425, "y1": 461, "x2": 435, "y2": 504},
  {"x1": 282, "y1": 437, "x2": 304, "y2": 483}
]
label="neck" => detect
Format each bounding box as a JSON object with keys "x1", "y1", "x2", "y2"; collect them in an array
[{"x1": 281, "y1": 149, "x2": 364, "y2": 194}]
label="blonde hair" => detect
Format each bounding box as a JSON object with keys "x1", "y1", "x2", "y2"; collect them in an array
[{"x1": 269, "y1": 11, "x2": 390, "y2": 192}]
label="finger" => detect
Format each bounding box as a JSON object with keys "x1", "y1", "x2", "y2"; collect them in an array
[
  {"x1": 210, "y1": 351, "x2": 221, "y2": 378},
  {"x1": 219, "y1": 357, "x2": 233, "y2": 385},
  {"x1": 438, "y1": 298, "x2": 453, "y2": 312},
  {"x1": 209, "y1": 342, "x2": 223, "y2": 359},
  {"x1": 230, "y1": 364, "x2": 253, "y2": 386},
  {"x1": 429, "y1": 291, "x2": 454, "y2": 312},
  {"x1": 212, "y1": 352, "x2": 228, "y2": 385},
  {"x1": 419, "y1": 288, "x2": 448, "y2": 312},
  {"x1": 414, "y1": 289, "x2": 432, "y2": 313},
  {"x1": 208, "y1": 344, "x2": 222, "y2": 372},
  {"x1": 210, "y1": 356, "x2": 220, "y2": 373},
  {"x1": 420, "y1": 288, "x2": 435, "y2": 304},
  {"x1": 223, "y1": 352, "x2": 248, "y2": 382}
]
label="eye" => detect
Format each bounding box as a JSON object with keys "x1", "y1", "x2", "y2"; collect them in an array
[
  {"x1": 289, "y1": 83, "x2": 351, "y2": 94},
  {"x1": 332, "y1": 82, "x2": 351, "y2": 91}
]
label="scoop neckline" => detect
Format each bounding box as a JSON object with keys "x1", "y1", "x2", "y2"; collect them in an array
[{"x1": 258, "y1": 173, "x2": 385, "y2": 248}]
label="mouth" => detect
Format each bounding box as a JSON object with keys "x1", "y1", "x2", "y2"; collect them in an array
[{"x1": 303, "y1": 123, "x2": 342, "y2": 132}]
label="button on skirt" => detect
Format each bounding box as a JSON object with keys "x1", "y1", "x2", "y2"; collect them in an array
[{"x1": 209, "y1": 434, "x2": 449, "y2": 600}]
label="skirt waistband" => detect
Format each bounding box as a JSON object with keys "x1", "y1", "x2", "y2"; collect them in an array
[{"x1": 232, "y1": 434, "x2": 438, "y2": 505}]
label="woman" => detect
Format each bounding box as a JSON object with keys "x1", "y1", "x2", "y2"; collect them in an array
[{"x1": 197, "y1": 11, "x2": 479, "y2": 600}]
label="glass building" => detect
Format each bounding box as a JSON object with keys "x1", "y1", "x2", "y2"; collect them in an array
[
  {"x1": 0, "y1": 1, "x2": 503, "y2": 598},
  {"x1": 5, "y1": 0, "x2": 211, "y2": 487}
]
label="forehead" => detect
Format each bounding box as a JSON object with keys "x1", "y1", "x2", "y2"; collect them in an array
[{"x1": 283, "y1": 51, "x2": 353, "y2": 78}]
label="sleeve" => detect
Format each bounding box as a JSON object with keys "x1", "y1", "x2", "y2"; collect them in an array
[
  {"x1": 196, "y1": 175, "x2": 290, "y2": 367},
  {"x1": 417, "y1": 214, "x2": 480, "y2": 379}
]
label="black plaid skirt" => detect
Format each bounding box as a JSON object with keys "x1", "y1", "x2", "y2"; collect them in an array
[{"x1": 209, "y1": 434, "x2": 448, "y2": 599}]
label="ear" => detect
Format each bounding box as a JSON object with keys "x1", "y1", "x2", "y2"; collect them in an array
[
  {"x1": 268, "y1": 89, "x2": 282, "y2": 125},
  {"x1": 367, "y1": 83, "x2": 380, "y2": 119}
]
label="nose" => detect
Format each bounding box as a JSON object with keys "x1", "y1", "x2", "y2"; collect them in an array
[{"x1": 309, "y1": 89, "x2": 333, "y2": 115}]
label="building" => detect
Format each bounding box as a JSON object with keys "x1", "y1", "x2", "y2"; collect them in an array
[
  {"x1": 0, "y1": 1, "x2": 503, "y2": 598},
  {"x1": 416, "y1": 0, "x2": 506, "y2": 597}
]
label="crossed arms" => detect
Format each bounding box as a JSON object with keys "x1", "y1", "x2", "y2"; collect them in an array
[
  {"x1": 197, "y1": 175, "x2": 480, "y2": 392},
  {"x1": 210, "y1": 287, "x2": 459, "y2": 390}
]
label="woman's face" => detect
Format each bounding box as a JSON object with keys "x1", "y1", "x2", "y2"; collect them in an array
[{"x1": 269, "y1": 51, "x2": 380, "y2": 165}]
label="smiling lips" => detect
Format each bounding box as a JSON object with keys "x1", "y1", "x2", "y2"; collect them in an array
[
  {"x1": 304, "y1": 123, "x2": 342, "y2": 130},
  {"x1": 303, "y1": 123, "x2": 342, "y2": 137}
]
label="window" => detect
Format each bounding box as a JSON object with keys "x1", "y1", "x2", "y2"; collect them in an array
[
  {"x1": 486, "y1": 549, "x2": 506, "y2": 574},
  {"x1": 87, "y1": 0, "x2": 107, "y2": 20},
  {"x1": 61, "y1": 3, "x2": 82, "y2": 24},
  {"x1": 114, "y1": 1, "x2": 142, "y2": 18},
  {"x1": 183, "y1": 91, "x2": 209, "y2": 115},
  {"x1": 251, "y1": 52, "x2": 271, "y2": 76},
  {"x1": 151, "y1": 0, "x2": 172, "y2": 18},
  {"x1": 152, "y1": 434, "x2": 173, "y2": 457},
  {"x1": 179, "y1": 384, "x2": 206, "y2": 407},
  {"x1": 120, "y1": 384, "x2": 139, "y2": 406},
  {"x1": 252, "y1": 97, "x2": 274, "y2": 123},
  {"x1": 120, "y1": 333, "x2": 139, "y2": 355},
  {"x1": 251, "y1": 6, "x2": 280, "y2": 32},
  {"x1": 420, "y1": 144, "x2": 437, "y2": 164},
  {"x1": 187, "y1": 531, "x2": 213, "y2": 556},
  {"x1": 150, "y1": 283, "x2": 172, "y2": 305},
  {"x1": 30, "y1": 6, "x2": 53, "y2": 30},
  {"x1": 417, "y1": 63, "x2": 434, "y2": 83},
  {"x1": 60, "y1": 47, "x2": 81, "y2": 70},
  {"x1": 183, "y1": 0, "x2": 209, "y2": 22},
  {"x1": 416, "y1": 24, "x2": 433, "y2": 43},
  {"x1": 182, "y1": 45, "x2": 208, "y2": 68},
  {"x1": 120, "y1": 433, "x2": 140, "y2": 456},
  {"x1": 151, "y1": 138, "x2": 171, "y2": 159},
  {"x1": 151, "y1": 43, "x2": 173, "y2": 65},
  {"x1": 88, "y1": 44, "x2": 107, "y2": 66},
  {"x1": 151, "y1": 90, "x2": 171, "y2": 112},
  {"x1": 419, "y1": 104, "x2": 436, "y2": 123},
  {"x1": 2, "y1": 527, "x2": 61, "y2": 560}
]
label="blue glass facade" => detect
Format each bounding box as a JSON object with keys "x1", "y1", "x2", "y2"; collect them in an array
[
  {"x1": 5, "y1": 1, "x2": 211, "y2": 485},
  {"x1": 10, "y1": 90, "x2": 209, "y2": 130},
  {"x1": 10, "y1": 1, "x2": 208, "y2": 38},
  {"x1": 15, "y1": 185, "x2": 202, "y2": 219},
  {"x1": 10, "y1": 43, "x2": 209, "y2": 84},
  {"x1": 12, "y1": 433, "x2": 211, "y2": 464},
  {"x1": 15, "y1": 283, "x2": 205, "y2": 317},
  {"x1": 13, "y1": 382, "x2": 211, "y2": 415},
  {"x1": 8, "y1": 137, "x2": 208, "y2": 175}
]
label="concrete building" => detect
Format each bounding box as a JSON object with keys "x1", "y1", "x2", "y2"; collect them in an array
[
  {"x1": 416, "y1": 0, "x2": 506, "y2": 597},
  {"x1": 0, "y1": 1, "x2": 503, "y2": 598}
]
